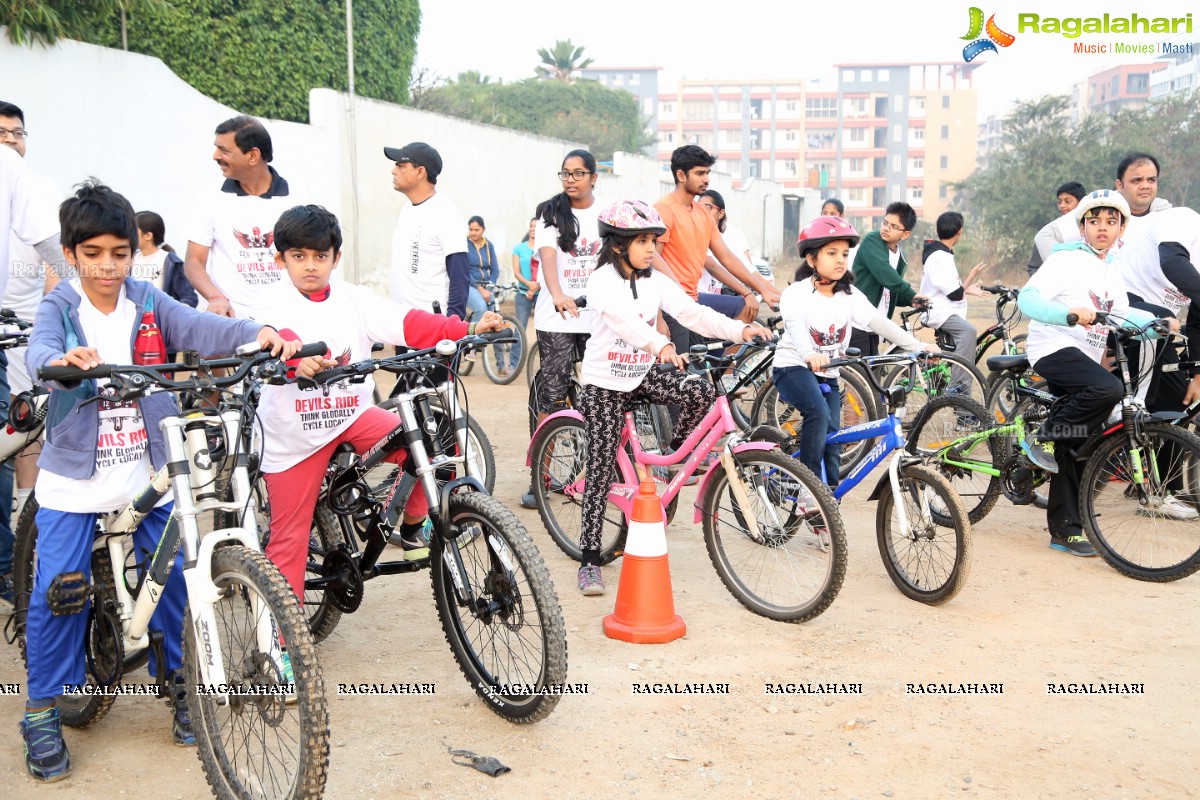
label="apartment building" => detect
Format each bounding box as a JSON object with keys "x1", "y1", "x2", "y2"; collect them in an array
[
  {"x1": 655, "y1": 62, "x2": 979, "y2": 227},
  {"x1": 1087, "y1": 63, "x2": 1164, "y2": 114},
  {"x1": 578, "y1": 66, "x2": 661, "y2": 157},
  {"x1": 1150, "y1": 39, "x2": 1200, "y2": 98}
]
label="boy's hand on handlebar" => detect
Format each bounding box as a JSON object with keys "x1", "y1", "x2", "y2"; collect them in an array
[
  {"x1": 805, "y1": 353, "x2": 831, "y2": 371},
  {"x1": 1067, "y1": 306, "x2": 1097, "y2": 326},
  {"x1": 473, "y1": 311, "x2": 506, "y2": 333},
  {"x1": 1162, "y1": 317, "x2": 1181, "y2": 334},
  {"x1": 742, "y1": 324, "x2": 774, "y2": 342},
  {"x1": 50, "y1": 346, "x2": 103, "y2": 370},
  {"x1": 296, "y1": 356, "x2": 338, "y2": 378},
  {"x1": 657, "y1": 342, "x2": 688, "y2": 369},
  {"x1": 1185, "y1": 375, "x2": 1200, "y2": 406}
]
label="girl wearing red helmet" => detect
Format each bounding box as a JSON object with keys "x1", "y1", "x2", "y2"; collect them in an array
[
  {"x1": 775, "y1": 216, "x2": 937, "y2": 486},
  {"x1": 572, "y1": 200, "x2": 773, "y2": 595}
]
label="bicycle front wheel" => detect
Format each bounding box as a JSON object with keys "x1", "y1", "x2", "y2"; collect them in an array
[
  {"x1": 529, "y1": 415, "x2": 627, "y2": 564},
  {"x1": 702, "y1": 450, "x2": 847, "y2": 622},
  {"x1": 1080, "y1": 423, "x2": 1200, "y2": 581},
  {"x1": 432, "y1": 491, "x2": 568, "y2": 723},
  {"x1": 906, "y1": 395, "x2": 1003, "y2": 524},
  {"x1": 184, "y1": 546, "x2": 329, "y2": 800},
  {"x1": 481, "y1": 314, "x2": 527, "y2": 385},
  {"x1": 883, "y1": 352, "x2": 987, "y2": 425},
  {"x1": 875, "y1": 463, "x2": 972, "y2": 604}
]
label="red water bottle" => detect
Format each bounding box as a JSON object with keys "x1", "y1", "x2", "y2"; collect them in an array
[{"x1": 133, "y1": 309, "x2": 166, "y2": 365}]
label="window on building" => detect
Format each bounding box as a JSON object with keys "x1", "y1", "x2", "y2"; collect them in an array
[
  {"x1": 848, "y1": 187, "x2": 865, "y2": 203},
  {"x1": 941, "y1": 124, "x2": 950, "y2": 139},
  {"x1": 642, "y1": 98, "x2": 653, "y2": 115},
  {"x1": 785, "y1": 100, "x2": 798, "y2": 112},
  {"x1": 665, "y1": 132, "x2": 675, "y2": 144},
  {"x1": 1127, "y1": 73, "x2": 1149, "y2": 94},
  {"x1": 877, "y1": 68, "x2": 889, "y2": 82},
  {"x1": 806, "y1": 97, "x2": 838, "y2": 118},
  {"x1": 912, "y1": 96, "x2": 926, "y2": 116},
  {"x1": 724, "y1": 129, "x2": 741, "y2": 145},
  {"x1": 861, "y1": 69, "x2": 873, "y2": 82},
  {"x1": 940, "y1": 155, "x2": 948, "y2": 169},
  {"x1": 785, "y1": 130, "x2": 798, "y2": 142},
  {"x1": 912, "y1": 127, "x2": 925, "y2": 143},
  {"x1": 661, "y1": 102, "x2": 674, "y2": 114},
  {"x1": 891, "y1": 154, "x2": 901, "y2": 172},
  {"x1": 939, "y1": 185, "x2": 948, "y2": 199},
  {"x1": 849, "y1": 128, "x2": 866, "y2": 144},
  {"x1": 1112, "y1": 76, "x2": 1120, "y2": 96},
  {"x1": 912, "y1": 188, "x2": 923, "y2": 200},
  {"x1": 911, "y1": 157, "x2": 924, "y2": 171},
  {"x1": 629, "y1": 73, "x2": 640, "y2": 86},
  {"x1": 849, "y1": 157, "x2": 866, "y2": 172},
  {"x1": 893, "y1": 125, "x2": 904, "y2": 143},
  {"x1": 785, "y1": 161, "x2": 798, "y2": 176},
  {"x1": 612, "y1": 74, "x2": 624, "y2": 86},
  {"x1": 842, "y1": 69, "x2": 855, "y2": 82},
  {"x1": 684, "y1": 102, "x2": 713, "y2": 120},
  {"x1": 725, "y1": 99, "x2": 743, "y2": 115},
  {"x1": 942, "y1": 94, "x2": 950, "y2": 109}
]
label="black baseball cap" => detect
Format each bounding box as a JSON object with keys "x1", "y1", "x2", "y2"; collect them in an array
[{"x1": 383, "y1": 141, "x2": 442, "y2": 179}]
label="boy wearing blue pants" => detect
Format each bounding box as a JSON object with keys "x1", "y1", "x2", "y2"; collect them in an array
[{"x1": 20, "y1": 181, "x2": 292, "y2": 782}]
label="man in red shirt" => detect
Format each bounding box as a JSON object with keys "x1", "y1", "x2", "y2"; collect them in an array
[{"x1": 654, "y1": 145, "x2": 780, "y2": 352}]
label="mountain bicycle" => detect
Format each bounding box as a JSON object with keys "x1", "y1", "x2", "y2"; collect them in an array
[
  {"x1": 298, "y1": 332, "x2": 568, "y2": 723},
  {"x1": 528, "y1": 340, "x2": 847, "y2": 624},
  {"x1": 0, "y1": 308, "x2": 46, "y2": 483},
  {"x1": 459, "y1": 282, "x2": 527, "y2": 384},
  {"x1": 972, "y1": 285, "x2": 1034, "y2": 420},
  {"x1": 749, "y1": 350, "x2": 972, "y2": 605},
  {"x1": 908, "y1": 312, "x2": 1200, "y2": 582},
  {"x1": 12, "y1": 343, "x2": 331, "y2": 800},
  {"x1": 878, "y1": 303, "x2": 988, "y2": 419}
]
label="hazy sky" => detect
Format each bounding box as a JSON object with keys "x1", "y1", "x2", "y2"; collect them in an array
[{"x1": 415, "y1": 0, "x2": 1198, "y2": 118}]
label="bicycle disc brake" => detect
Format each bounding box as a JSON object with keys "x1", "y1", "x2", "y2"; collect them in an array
[{"x1": 322, "y1": 546, "x2": 365, "y2": 613}]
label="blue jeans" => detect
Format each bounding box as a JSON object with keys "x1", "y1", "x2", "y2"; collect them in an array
[
  {"x1": 466, "y1": 286, "x2": 488, "y2": 321},
  {"x1": 773, "y1": 366, "x2": 841, "y2": 487},
  {"x1": 0, "y1": 350, "x2": 12, "y2": 575},
  {"x1": 513, "y1": 293, "x2": 534, "y2": 370}
]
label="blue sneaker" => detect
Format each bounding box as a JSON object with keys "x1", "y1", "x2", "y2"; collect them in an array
[
  {"x1": 167, "y1": 672, "x2": 196, "y2": 747},
  {"x1": 20, "y1": 706, "x2": 71, "y2": 782},
  {"x1": 1021, "y1": 438, "x2": 1058, "y2": 473},
  {"x1": 1049, "y1": 534, "x2": 1097, "y2": 557}
]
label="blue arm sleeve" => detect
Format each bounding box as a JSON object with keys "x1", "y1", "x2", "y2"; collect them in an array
[
  {"x1": 1119, "y1": 308, "x2": 1161, "y2": 340},
  {"x1": 1016, "y1": 286, "x2": 1070, "y2": 325},
  {"x1": 446, "y1": 252, "x2": 470, "y2": 319}
]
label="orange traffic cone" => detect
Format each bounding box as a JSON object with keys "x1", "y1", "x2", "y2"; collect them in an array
[{"x1": 603, "y1": 474, "x2": 686, "y2": 643}]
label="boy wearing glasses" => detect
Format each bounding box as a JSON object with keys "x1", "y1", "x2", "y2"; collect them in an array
[{"x1": 850, "y1": 201, "x2": 923, "y2": 356}]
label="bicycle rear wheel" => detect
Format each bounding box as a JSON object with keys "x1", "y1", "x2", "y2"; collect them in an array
[
  {"x1": 906, "y1": 395, "x2": 1003, "y2": 524},
  {"x1": 883, "y1": 352, "x2": 987, "y2": 426},
  {"x1": 184, "y1": 546, "x2": 329, "y2": 800},
  {"x1": 529, "y1": 416, "x2": 627, "y2": 564},
  {"x1": 481, "y1": 314, "x2": 527, "y2": 385},
  {"x1": 702, "y1": 450, "x2": 847, "y2": 622},
  {"x1": 305, "y1": 504, "x2": 346, "y2": 643},
  {"x1": 431, "y1": 491, "x2": 567, "y2": 723},
  {"x1": 875, "y1": 463, "x2": 972, "y2": 604},
  {"x1": 1080, "y1": 423, "x2": 1200, "y2": 581}
]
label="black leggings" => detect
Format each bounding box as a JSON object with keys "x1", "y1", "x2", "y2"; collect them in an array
[
  {"x1": 577, "y1": 369, "x2": 715, "y2": 563},
  {"x1": 535, "y1": 330, "x2": 588, "y2": 414}
]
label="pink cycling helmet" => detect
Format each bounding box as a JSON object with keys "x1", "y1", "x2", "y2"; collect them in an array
[
  {"x1": 797, "y1": 215, "x2": 860, "y2": 257},
  {"x1": 597, "y1": 200, "x2": 667, "y2": 237}
]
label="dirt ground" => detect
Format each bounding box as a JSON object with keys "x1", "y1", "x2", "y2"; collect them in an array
[{"x1": 1, "y1": 298, "x2": 1198, "y2": 799}]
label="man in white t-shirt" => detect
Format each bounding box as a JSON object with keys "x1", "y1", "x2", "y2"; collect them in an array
[
  {"x1": 1033, "y1": 154, "x2": 1170, "y2": 263},
  {"x1": 184, "y1": 116, "x2": 297, "y2": 319},
  {"x1": 1, "y1": 105, "x2": 70, "y2": 606},
  {"x1": 385, "y1": 142, "x2": 469, "y2": 319}
]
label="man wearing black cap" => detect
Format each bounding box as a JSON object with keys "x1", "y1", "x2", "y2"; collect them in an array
[{"x1": 385, "y1": 142, "x2": 468, "y2": 319}]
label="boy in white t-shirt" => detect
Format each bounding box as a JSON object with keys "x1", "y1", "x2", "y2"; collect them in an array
[
  {"x1": 21, "y1": 181, "x2": 294, "y2": 782},
  {"x1": 918, "y1": 211, "x2": 988, "y2": 391},
  {"x1": 1018, "y1": 190, "x2": 1177, "y2": 557},
  {"x1": 253, "y1": 205, "x2": 502, "y2": 605}
]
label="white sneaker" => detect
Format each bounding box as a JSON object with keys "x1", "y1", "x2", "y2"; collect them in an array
[{"x1": 1135, "y1": 495, "x2": 1200, "y2": 520}]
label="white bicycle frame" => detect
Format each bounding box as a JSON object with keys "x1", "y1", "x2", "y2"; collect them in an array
[{"x1": 95, "y1": 408, "x2": 281, "y2": 705}]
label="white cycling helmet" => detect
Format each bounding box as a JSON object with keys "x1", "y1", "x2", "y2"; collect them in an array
[{"x1": 1074, "y1": 189, "x2": 1131, "y2": 224}]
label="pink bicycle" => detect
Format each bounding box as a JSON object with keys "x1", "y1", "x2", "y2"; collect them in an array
[{"x1": 526, "y1": 341, "x2": 847, "y2": 622}]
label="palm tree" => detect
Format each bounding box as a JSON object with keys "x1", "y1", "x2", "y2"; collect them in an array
[
  {"x1": 535, "y1": 40, "x2": 593, "y2": 83},
  {"x1": 454, "y1": 70, "x2": 492, "y2": 86}
]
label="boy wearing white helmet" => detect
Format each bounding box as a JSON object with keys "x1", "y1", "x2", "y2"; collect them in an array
[
  {"x1": 573, "y1": 200, "x2": 772, "y2": 596},
  {"x1": 1018, "y1": 190, "x2": 1177, "y2": 556}
]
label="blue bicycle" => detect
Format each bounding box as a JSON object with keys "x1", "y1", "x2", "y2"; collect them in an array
[{"x1": 751, "y1": 351, "x2": 972, "y2": 604}]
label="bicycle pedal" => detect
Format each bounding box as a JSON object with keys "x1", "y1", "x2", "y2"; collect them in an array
[{"x1": 47, "y1": 571, "x2": 89, "y2": 616}]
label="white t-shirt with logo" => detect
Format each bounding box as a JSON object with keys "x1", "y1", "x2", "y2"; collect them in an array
[
  {"x1": 919, "y1": 247, "x2": 968, "y2": 327},
  {"x1": 132, "y1": 248, "x2": 169, "y2": 292},
  {"x1": 389, "y1": 192, "x2": 467, "y2": 314},
  {"x1": 1024, "y1": 247, "x2": 1131, "y2": 367},
  {"x1": 698, "y1": 225, "x2": 757, "y2": 295},
  {"x1": 776, "y1": 279, "x2": 884, "y2": 378},
  {"x1": 876, "y1": 247, "x2": 901, "y2": 316},
  {"x1": 0, "y1": 147, "x2": 59, "y2": 302},
  {"x1": 582, "y1": 264, "x2": 748, "y2": 392},
  {"x1": 186, "y1": 181, "x2": 297, "y2": 318},
  {"x1": 534, "y1": 201, "x2": 603, "y2": 333},
  {"x1": 1116, "y1": 206, "x2": 1200, "y2": 316},
  {"x1": 36, "y1": 282, "x2": 165, "y2": 513},
  {"x1": 255, "y1": 281, "x2": 422, "y2": 472}
]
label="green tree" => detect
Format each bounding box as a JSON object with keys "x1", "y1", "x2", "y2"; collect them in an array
[
  {"x1": 535, "y1": 40, "x2": 593, "y2": 82},
  {"x1": 3, "y1": 0, "x2": 420, "y2": 123}
]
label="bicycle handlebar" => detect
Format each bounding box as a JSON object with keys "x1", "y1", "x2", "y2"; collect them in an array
[
  {"x1": 302, "y1": 331, "x2": 514, "y2": 386},
  {"x1": 1065, "y1": 311, "x2": 1177, "y2": 340}
]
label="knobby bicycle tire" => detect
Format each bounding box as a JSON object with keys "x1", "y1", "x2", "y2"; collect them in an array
[
  {"x1": 875, "y1": 463, "x2": 972, "y2": 605},
  {"x1": 184, "y1": 545, "x2": 330, "y2": 800},
  {"x1": 431, "y1": 491, "x2": 568, "y2": 723},
  {"x1": 882, "y1": 352, "x2": 987, "y2": 425},
  {"x1": 480, "y1": 314, "x2": 528, "y2": 385},
  {"x1": 906, "y1": 395, "x2": 1003, "y2": 525},
  {"x1": 305, "y1": 504, "x2": 345, "y2": 643},
  {"x1": 1080, "y1": 423, "x2": 1200, "y2": 582},
  {"x1": 702, "y1": 449, "x2": 847, "y2": 622}
]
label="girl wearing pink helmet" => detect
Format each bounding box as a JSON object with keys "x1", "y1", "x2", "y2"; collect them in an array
[
  {"x1": 775, "y1": 216, "x2": 937, "y2": 486},
  {"x1": 573, "y1": 200, "x2": 773, "y2": 595}
]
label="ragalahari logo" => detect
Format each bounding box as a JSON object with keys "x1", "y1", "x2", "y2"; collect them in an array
[{"x1": 961, "y1": 7, "x2": 1016, "y2": 62}]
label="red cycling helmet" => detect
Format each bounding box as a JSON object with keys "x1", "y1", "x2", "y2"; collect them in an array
[{"x1": 797, "y1": 215, "x2": 860, "y2": 257}]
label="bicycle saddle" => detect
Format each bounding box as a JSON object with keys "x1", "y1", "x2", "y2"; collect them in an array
[{"x1": 986, "y1": 354, "x2": 1029, "y2": 373}]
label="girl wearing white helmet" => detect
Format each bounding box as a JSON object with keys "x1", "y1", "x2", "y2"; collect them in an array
[
  {"x1": 774, "y1": 216, "x2": 937, "y2": 486},
  {"x1": 572, "y1": 200, "x2": 773, "y2": 596},
  {"x1": 1017, "y1": 189, "x2": 1178, "y2": 557}
]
